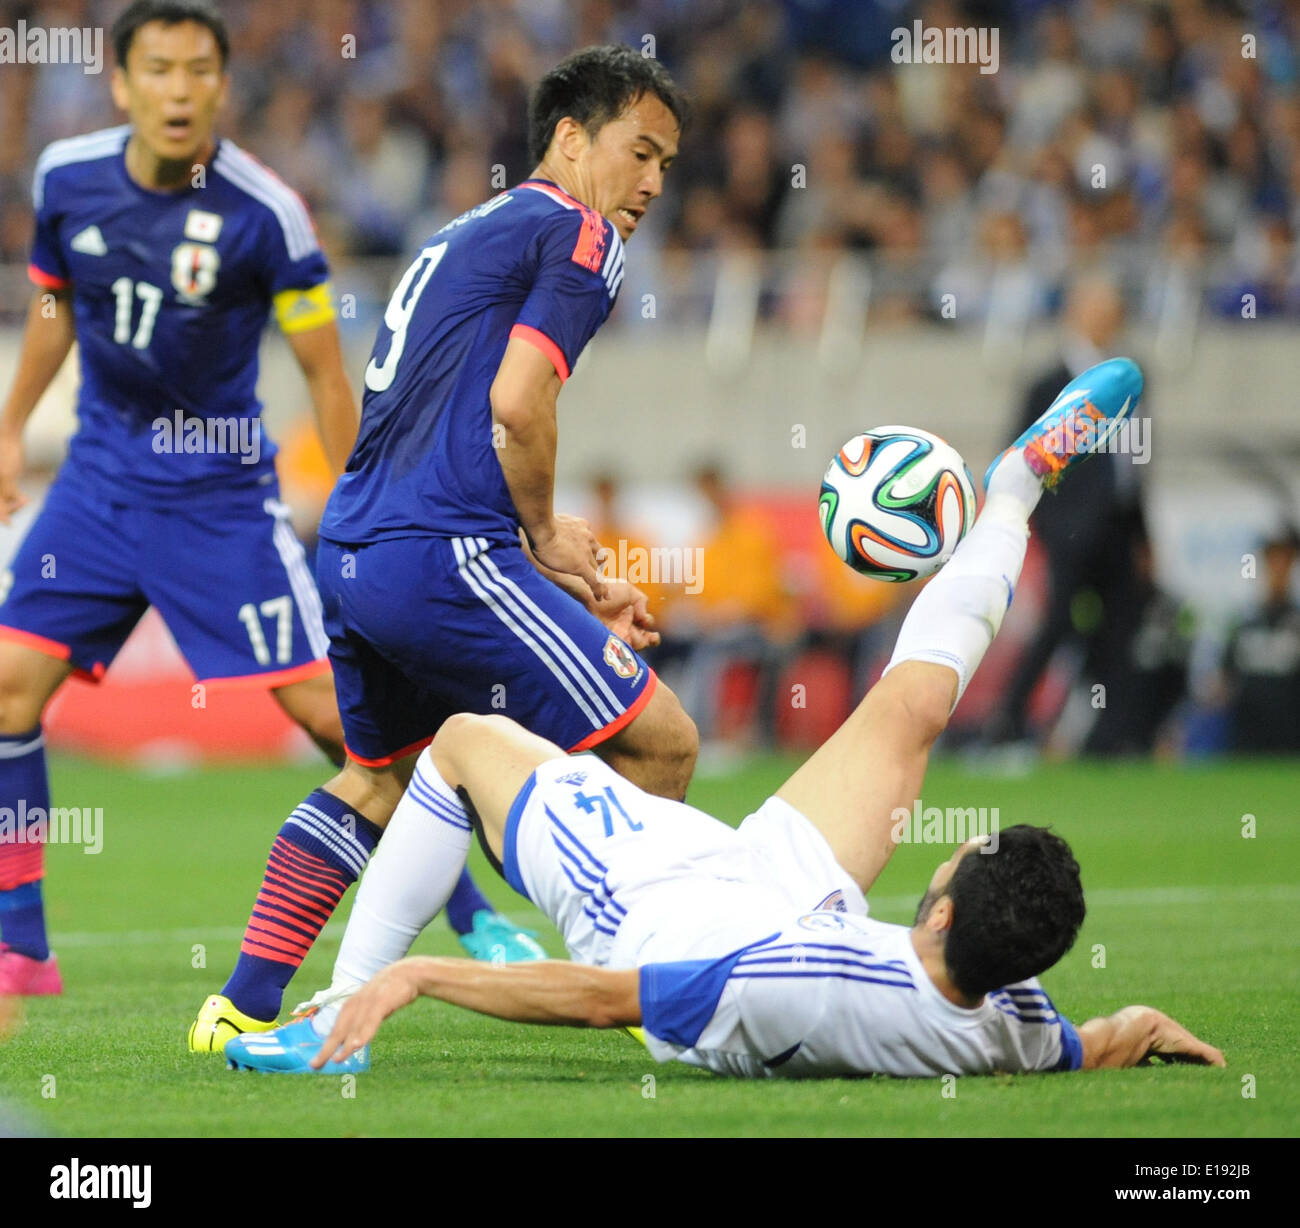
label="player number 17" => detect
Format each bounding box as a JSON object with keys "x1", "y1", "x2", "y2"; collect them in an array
[
  {"x1": 110, "y1": 276, "x2": 163, "y2": 349},
  {"x1": 574, "y1": 785, "x2": 643, "y2": 837},
  {"x1": 238, "y1": 596, "x2": 293, "y2": 666}
]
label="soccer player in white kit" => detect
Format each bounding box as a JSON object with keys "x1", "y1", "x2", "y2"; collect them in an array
[{"x1": 229, "y1": 358, "x2": 1224, "y2": 1078}]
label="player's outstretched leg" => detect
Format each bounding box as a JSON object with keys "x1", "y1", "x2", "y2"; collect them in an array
[{"x1": 778, "y1": 358, "x2": 1143, "y2": 891}]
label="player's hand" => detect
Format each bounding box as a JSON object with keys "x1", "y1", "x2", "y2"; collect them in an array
[
  {"x1": 309, "y1": 963, "x2": 419, "y2": 1069},
  {"x1": 0, "y1": 432, "x2": 28, "y2": 524},
  {"x1": 1143, "y1": 1008, "x2": 1226, "y2": 1067},
  {"x1": 530, "y1": 514, "x2": 607, "y2": 602},
  {"x1": 588, "y1": 580, "x2": 660, "y2": 651}
]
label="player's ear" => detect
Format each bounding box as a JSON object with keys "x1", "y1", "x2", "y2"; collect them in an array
[
  {"x1": 926, "y1": 895, "x2": 955, "y2": 934},
  {"x1": 552, "y1": 116, "x2": 590, "y2": 165}
]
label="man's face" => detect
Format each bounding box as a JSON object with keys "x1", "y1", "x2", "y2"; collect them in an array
[
  {"x1": 567, "y1": 92, "x2": 679, "y2": 241},
  {"x1": 111, "y1": 21, "x2": 227, "y2": 165},
  {"x1": 913, "y1": 838, "x2": 986, "y2": 927}
]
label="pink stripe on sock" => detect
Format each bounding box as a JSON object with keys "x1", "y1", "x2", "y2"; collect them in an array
[{"x1": 0, "y1": 840, "x2": 43, "y2": 891}]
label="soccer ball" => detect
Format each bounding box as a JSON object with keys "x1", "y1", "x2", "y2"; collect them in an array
[{"x1": 819, "y1": 426, "x2": 977, "y2": 582}]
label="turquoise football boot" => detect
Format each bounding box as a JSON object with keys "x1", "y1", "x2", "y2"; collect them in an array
[
  {"x1": 985, "y1": 357, "x2": 1143, "y2": 492},
  {"x1": 457, "y1": 909, "x2": 546, "y2": 963},
  {"x1": 224, "y1": 1010, "x2": 369, "y2": 1075}
]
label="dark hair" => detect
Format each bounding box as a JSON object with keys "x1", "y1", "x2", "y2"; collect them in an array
[
  {"x1": 943, "y1": 826, "x2": 1085, "y2": 997},
  {"x1": 527, "y1": 44, "x2": 689, "y2": 165},
  {"x1": 112, "y1": 0, "x2": 230, "y2": 68}
]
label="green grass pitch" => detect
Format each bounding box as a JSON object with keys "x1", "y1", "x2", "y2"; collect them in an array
[{"x1": 1, "y1": 753, "x2": 1296, "y2": 1138}]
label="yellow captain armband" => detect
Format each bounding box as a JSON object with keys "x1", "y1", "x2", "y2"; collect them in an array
[{"x1": 274, "y1": 281, "x2": 336, "y2": 334}]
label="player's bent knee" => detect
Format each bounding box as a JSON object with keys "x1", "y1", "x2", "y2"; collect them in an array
[
  {"x1": 0, "y1": 650, "x2": 69, "y2": 732},
  {"x1": 434, "y1": 710, "x2": 513, "y2": 751},
  {"x1": 659, "y1": 700, "x2": 699, "y2": 779},
  {"x1": 603, "y1": 683, "x2": 698, "y2": 797},
  {"x1": 433, "y1": 712, "x2": 566, "y2": 789},
  {"x1": 430, "y1": 710, "x2": 483, "y2": 757},
  {"x1": 0, "y1": 689, "x2": 45, "y2": 734},
  {"x1": 300, "y1": 704, "x2": 345, "y2": 750}
]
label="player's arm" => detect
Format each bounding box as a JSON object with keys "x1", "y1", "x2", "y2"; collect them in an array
[
  {"x1": 0, "y1": 288, "x2": 75, "y2": 523},
  {"x1": 284, "y1": 319, "x2": 358, "y2": 477},
  {"x1": 310, "y1": 956, "x2": 641, "y2": 1067},
  {"x1": 1077, "y1": 1005, "x2": 1225, "y2": 1070},
  {"x1": 491, "y1": 337, "x2": 604, "y2": 598}
]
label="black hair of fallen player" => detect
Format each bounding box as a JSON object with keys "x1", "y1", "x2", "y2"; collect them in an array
[
  {"x1": 528, "y1": 44, "x2": 690, "y2": 166},
  {"x1": 935, "y1": 825, "x2": 1086, "y2": 998},
  {"x1": 112, "y1": 0, "x2": 230, "y2": 69}
]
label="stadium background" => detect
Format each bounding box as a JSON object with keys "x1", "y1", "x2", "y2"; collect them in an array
[
  {"x1": 0, "y1": 0, "x2": 1296, "y2": 1145},
  {"x1": 3, "y1": 0, "x2": 1298, "y2": 764},
  {"x1": 0, "y1": 0, "x2": 1297, "y2": 763}
]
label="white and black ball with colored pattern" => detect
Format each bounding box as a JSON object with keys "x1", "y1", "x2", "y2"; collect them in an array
[{"x1": 819, "y1": 426, "x2": 977, "y2": 582}]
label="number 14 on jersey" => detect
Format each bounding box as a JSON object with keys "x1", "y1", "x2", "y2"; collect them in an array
[{"x1": 573, "y1": 785, "x2": 643, "y2": 837}]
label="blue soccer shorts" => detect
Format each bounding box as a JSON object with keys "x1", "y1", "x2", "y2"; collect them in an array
[
  {"x1": 0, "y1": 467, "x2": 331, "y2": 687},
  {"x1": 315, "y1": 533, "x2": 656, "y2": 766}
]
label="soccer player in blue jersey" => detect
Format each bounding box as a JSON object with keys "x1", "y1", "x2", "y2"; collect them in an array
[
  {"x1": 194, "y1": 44, "x2": 700, "y2": 1051},
  {"x1": 0, "y1": 0, "x2": 527, "y2": 1004}
]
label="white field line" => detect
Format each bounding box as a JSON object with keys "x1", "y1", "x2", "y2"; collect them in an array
[
  {"x1": 50, "y1": 884, "x2": 1300, "y2": 947},
  {"x1": 55, "y1": 923, "x2": 343, "y2": 949}
]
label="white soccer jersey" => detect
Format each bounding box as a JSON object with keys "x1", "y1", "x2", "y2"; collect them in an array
[
  {"x1": 630, "y1": 909, "x2": 1081, "y2": 1078},
  {"x1": 505, "y1": 755, "x2": 1083, "y2": 1079}
]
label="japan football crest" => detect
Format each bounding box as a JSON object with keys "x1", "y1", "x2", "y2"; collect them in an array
[
  {"x1": 170, "y1": 241, "x2": 220, "y2": 303},
  {"x1": 602, "y1": 634, "x2": 637, "y2": 679}
]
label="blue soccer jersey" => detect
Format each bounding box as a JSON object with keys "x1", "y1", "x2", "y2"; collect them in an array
[
  {"x1": 320, "y1": 179, "x2": 625, "y2": 547},
  {"x1": 29, "y1": 124, "x2": 334, "y2": 501}
]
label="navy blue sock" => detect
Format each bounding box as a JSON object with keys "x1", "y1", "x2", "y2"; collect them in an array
[
  {"x1": 0, "y1": 726, "x2": 51, "y2": 961},
  {"x1": 444, "y1": 868, "x2": 493, "y2": 935},
  {"x1": 222, "y1": 788, "x2": 382, "y2": 1021},
  {"x1": 0, "y1": 881, "x2": 49, "y2": 961}
]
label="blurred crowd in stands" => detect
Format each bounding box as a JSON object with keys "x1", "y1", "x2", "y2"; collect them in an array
[
  {"x1": 2, "y1": 0, "x2": 1300, "y2": 324},
  {"x1": 0, "y1": 0, "x2": 1296, "y2": 757}
]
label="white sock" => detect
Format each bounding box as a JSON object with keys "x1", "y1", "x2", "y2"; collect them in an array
[
  {"x1": 985, "y1": 444, "x2": 1046, "y2": 520},
  {"x1": 883, "y1": 450, "x2": 1041, "y2": 708},
  {"x1": 329, "y1": 750, "x2": 473, "y2": 993}
]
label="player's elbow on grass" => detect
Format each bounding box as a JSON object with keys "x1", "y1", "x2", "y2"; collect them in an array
[
  {"x1": 583, "y1": 968, "x2": 642, "y2": 1031},
  {"x1": 1080, "y1": 1005, "x2": 1159, "y2": 1069}
]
